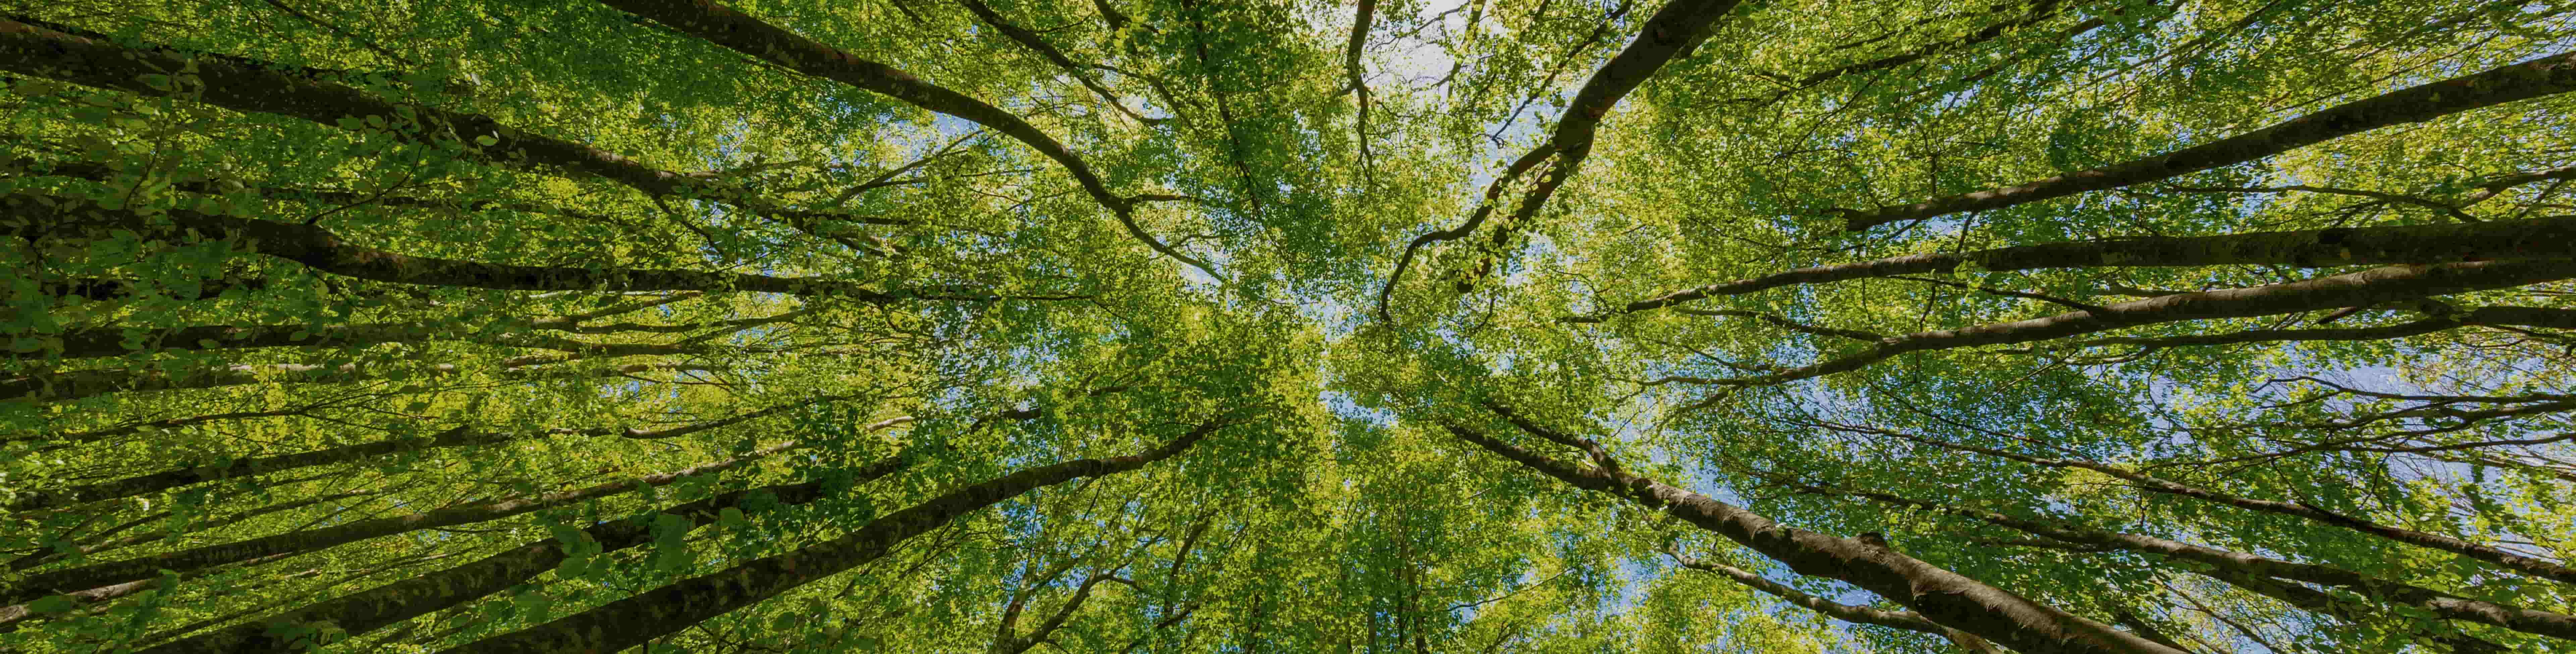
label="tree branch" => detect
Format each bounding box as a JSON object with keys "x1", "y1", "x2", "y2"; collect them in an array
[
  {"x1": 595, "y1": 0, "x2": 1220, "y2": 279},
  {"x1": 1841, "y1": 50, "x2": 2576, "y2": 231},
  {"x1": 1672, "y1": 259, "x2": 2576, "y2": 389},
  {"x1": 1443, "y1": 420, "x2": 2187, "y2": 654},
  {"x1": 1576, "y1": 215, "x2": 2576, "y2": 320}
]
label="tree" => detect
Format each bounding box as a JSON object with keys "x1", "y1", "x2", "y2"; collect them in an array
[{"x1": 1, "y1": 0, "x2": 2570, "y2": 652}]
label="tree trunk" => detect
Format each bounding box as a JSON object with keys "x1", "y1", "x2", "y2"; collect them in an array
[
  {"x1": 1699, "y1": 259, "x2": 2576, "y2": 387},
  {"x1": 2, "y1": 360, "x2": 716, "y2": 403},
  {"x1": 2, "y1": 442, "x2": 798, "y2": 606},
  {"x1": 0, "y1": 17, "x2": 900, "y2": 230},
  {"x1": 1590, "y1": 215, "x2": 2576, "y2": 319},
  {"x1": 443, "y1": 418, "x2": 1225, "y2": 653},
  {"x1": 1841, "y1": 50, "x2": 2576, "y2": 230},
  {"x1": 132, "y1": 458, "x2": 902, "y2": 654},
  {"x1": 1446, "y1": 421, "x2": 2187, "y2": 654}
]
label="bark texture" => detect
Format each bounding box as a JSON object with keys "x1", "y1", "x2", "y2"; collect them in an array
[
  {"x1": 1667, "y1": 552, "x2": 1999, "y2": 652},
  {"x1": 1377, "y1": 0, "x2": 1740, "y2": 318},
  {"x1": 444, "y1": 419, "x2": 1224, "y2": 653},
  {"x1": 133, "y1": 458, "x2": 903, "y2": 654},
  {"x1": 1688, "y1": 259, "x2": 2576, "y2": 387},
  {"x1": 1864, "y1": 425, "x2": 2576, "y2": 587},
  {"x1": 1833, "y1": 485, "x2": 2576, "y2": 642},
  {"x1": 3, "y1": 193, "x2": 997, "y2": 301},
  {"x1": 1586, "y1": 216, "x2": 2576, "y2": 319},
  {"x1": 1446, "y1": 420, "x2": 2187, "y2": 654},
  {"x1": 2, "y1": 360, "x2": 711, "y2": 403},
  {"x1": 0, "y1": 17, "x2": 903, "y2": 231},
  {"x1": 2, "y1": 444, "x2": 795, "y2": 606},
  {"x1": 1841, "y1": 50, "x2": 2576, "y2": 230},
  {"x1": 594, "y1": 0, "x2": 1216, "y2": 275}
]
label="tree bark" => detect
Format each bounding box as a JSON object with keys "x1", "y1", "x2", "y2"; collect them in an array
[
  {"x1": 2, "y1": 443, "x2": 799, "y2": 606},
  {"x1": 6, "y1": 193, "x2": 940, "y2": 300},
  {"x1": 1584, "y1": 215, "x2": 2576, "y2": 319},
  {"x1": 1821, "y1": 482, "x2": 2576, "y2": 642},
  {"x1": 6, "y1": 492, "x2": 381, "y2": 572},
  {"x1": 48, "y1": 315, "x2": 777, "y2": 361},
  {"x1": 2198, "y1": 569, "x2": 2510, "y2": 653},
  {"x1": 1683, "y1": 259, "x2": 2576, "y2": 387},
  {"x1": 29, "y1": 276, "x2": 271, "y2": 302},
  {"x1": 131, "y1": 458, "x2": 905, "y2": 654},
  {"x1": 594, "y1": 0, "x2": 1218, "y2": 276},
  {"x1": 442, "y1": 418, "x2": 1227, "y2": 653},
  {"x1": 1378, "y1": 0, "x2": 1741, "y2": 318},
  {"x1": 1841, "y1": 50, "x2": 2576, "y2": 230},
  {"x1": 1445, "y1": 421, "x2": 2187, "y2": 654},
  {"x1": 5, "y1": 426, "x2": 550, "y2": 512},
  {"x1": 1665, "y1": 551, "x2": 1999, "y2": 652},
  {"x1": 1854, "y1": 423, "x2": 2576, "y2": 587},
  {"x1": 2, "y1": 360, "x2": 715, "y2": 404},
  {"x1": 9, "y1": 395, "x2": 843, "y2": 511},
  {"x1": 0, "y1": 17, "x2": 904, "y2": 231}
]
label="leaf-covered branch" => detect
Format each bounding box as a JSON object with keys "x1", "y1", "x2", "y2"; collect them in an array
[
  {"x1": 1444, "y1": 421, "x2": 2188, "y2": 654},
  {"x1": 1839, "y1": 51, "x2": 2576, "y2": 231}
]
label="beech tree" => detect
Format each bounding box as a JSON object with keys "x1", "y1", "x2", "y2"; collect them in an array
[{"x1": 2, "y1": 0, "x2": 2571, "y2": 652}]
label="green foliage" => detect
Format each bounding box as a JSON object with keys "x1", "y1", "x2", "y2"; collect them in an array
[{"x1": 0, "y1": 0, "x2": 2570, "y2": 652}]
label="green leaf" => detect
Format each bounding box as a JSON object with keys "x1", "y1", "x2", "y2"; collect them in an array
[
  {"x1": 28, "y1": 595, "x2": 75, "y2": 614},
  {"x1": 515, "y1": 591, "x2": 552, "y2": 615},
  {"x1": 555, "y1": 552, "x2": 591, "y2": 579}
]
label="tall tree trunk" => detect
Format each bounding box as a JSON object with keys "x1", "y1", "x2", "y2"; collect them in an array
[
  {"x1": 1445, "y1": 418, "x2": 2188, "y2": 654},
  {"x1": 2, "y1": 360, "x2": 717, "y2": 403},
  {"x1": 7, "y1": 193, "x2": 933, "y2": 301},
  {"x1": 131, "y1": 457, "x2": 904, "y2": 654},
  {"x1": 1689, "y1": 259, "x2": 2576, "y2": 387},
  {"x1": 1664, "y1": 550, "x2": 1999, "y2": 652},
  {"x1": 0, "y1": 17, "x2": 901, "y2": 231},
  {"x1": 9, "y1": 395, "x2": 839, "y2": 511},
  {"x1": 2, "y1": 442, "x2": 797, "y2": 606},
  {"x1": 442, "y1": 417, "x2": 1227, "y2": 653},
  {"x1": 1822, "y1": 482, "x2": 2576, "y2": 642},
  {"x1": 1587, "y1": 215, "x2": 2576, "y2": 319},
  {"x1": 1858, "y1": 423, "x2": 2576, "y2": 587},
  {"x1": 1840, "y1": 50, "x2": 2576, "y2": 230}
]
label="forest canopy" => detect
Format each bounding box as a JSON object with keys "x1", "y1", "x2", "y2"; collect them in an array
[{"x1": 2, "y1": 0, "x2": 2573, "y2": 652}]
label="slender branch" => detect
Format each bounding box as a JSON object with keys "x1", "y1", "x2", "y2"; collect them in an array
[
  {"x1": 954, "y1": 0, "x2": 1159, "y2": 125},
  {"x1": 2004, "y1": 304, "x2": 2576, "y2": 356},
  {"x1": 1740, "y1": 0, "x2": 2084, "y2": 105},
  {"x1": 2157, "y1": 183, "x2": 2479, "y2": 222},
  {"x1": 255, "y1": 0, "x2": 419, "y2": 67},
  {"x1": 595, "y1": 0, "x2": 1219, "y2": 279},
  {"x1": 1344, "y1": 0, "x2": 1379, "y2": 185},
  {"x1": 2461, "y1": 165, "x2": 2576, "y2": 208},
  {"x1": 3, "y1": 442, "x2": 808, "y2": 607},
  {"x1": 1375, "y1": 0, "x2": 1742, "y2": 320}
]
